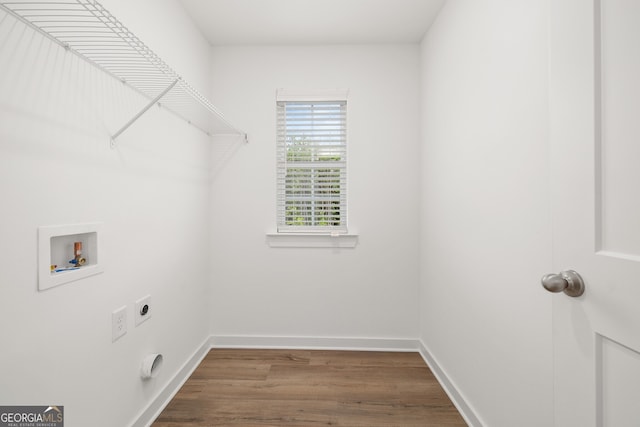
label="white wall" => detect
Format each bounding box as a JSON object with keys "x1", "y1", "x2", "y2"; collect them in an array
[
  {"x1": 0, "y1": 0, "x2": 558, "y2": 424},
  {"x1": 208, "y1": 45, "x2": 422, "y2": 341},
  {"x1": 0, "y1": 1, "x2": 212, "y2": 425},
  {"x1": 419, "y1": 1, "x2": 553, "y2": 426}
]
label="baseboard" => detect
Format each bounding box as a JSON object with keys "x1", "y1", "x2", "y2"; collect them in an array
[
  {"x1": 130, "y1": 335, "x2": 213, "y2": 427},
  {"x1": 418, "y1": 340, "x2": 484, "y2": 427},
  {"x1": 210, "y1": 335, "x2": 420, "y2": 351}
]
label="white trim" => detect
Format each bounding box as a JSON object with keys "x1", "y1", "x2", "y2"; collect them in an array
[
  {"x1": 266, "y1": 233, "x2": 358, "y2": 248},
  {"x1": 276, "y1": 88, "x2": 349, "y2": 102},
  {"x1": 596, "y1": 250, "x2": 640, "y2": 263},
  {"x1": 418, "y1": 340, "x2": 484, "y2": 427},
  {"x1": 211, "y1": 335, "x2": 418, "y2": 351},
  {"x1": 129, "y1": 336, "x2": 213, "y2": 427}
]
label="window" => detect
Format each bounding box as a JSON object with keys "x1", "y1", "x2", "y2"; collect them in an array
[{"x1": 276, "y1": 90, "x2": 348, "y2": 233}]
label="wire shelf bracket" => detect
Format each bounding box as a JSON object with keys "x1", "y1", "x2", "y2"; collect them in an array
[
  {"x1": 0, "y1": 0, "x2": 248, "y2": 148},
  {"x1": 109, "y1": 78, "x2": 178, "y2": 148}
]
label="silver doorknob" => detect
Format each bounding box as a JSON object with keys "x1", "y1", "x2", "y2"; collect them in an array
[{"x1": 541, "y1": 270, "x2": 585, "y2": 297}]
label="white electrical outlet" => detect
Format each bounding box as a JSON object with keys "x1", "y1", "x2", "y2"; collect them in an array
[
  {"x1": 112, "y1": 306, "x2": 127, "y2": 342},
  {"x1": 135, "y1": 295, "x2": 152, "y2": 326}
]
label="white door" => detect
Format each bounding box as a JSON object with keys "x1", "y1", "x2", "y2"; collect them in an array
[{"x1": 548, "y1": 0, "x2": 640, "y2": 426}]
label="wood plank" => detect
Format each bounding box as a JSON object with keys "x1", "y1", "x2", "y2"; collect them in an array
[
  {"x1": 152, "y1": 349, "x2": 467, "y2": 427},
  {"x1": 206, "y1": 349, "x2": 312, "y2": 365},
  {"x1": 308, "y1": 350, "x2": 427, "y2": 367}
]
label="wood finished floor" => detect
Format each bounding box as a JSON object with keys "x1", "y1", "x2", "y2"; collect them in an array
[{"x1": 152, "y1": 349, "x2": 467, "y2": 427}]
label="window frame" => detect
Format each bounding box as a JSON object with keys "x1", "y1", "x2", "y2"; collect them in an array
[{"x1": 276, "y1": 89, "x2": 349, "y2": 234}]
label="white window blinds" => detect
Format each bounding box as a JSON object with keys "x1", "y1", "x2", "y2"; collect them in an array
[{"x1": 276, "y1": 91, "x2": 347, "y2": 233}]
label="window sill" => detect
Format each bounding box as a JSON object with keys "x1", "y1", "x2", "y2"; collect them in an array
[{"x1": 266, "y1": 233, "x2": 358, "y2": 248}]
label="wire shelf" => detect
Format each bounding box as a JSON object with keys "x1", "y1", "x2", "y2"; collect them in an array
[{"x1": 0, "y1": 0, "x2": 246, "y2": 145}]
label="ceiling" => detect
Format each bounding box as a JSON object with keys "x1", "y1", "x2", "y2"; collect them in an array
[{"x1": 179, "y1": 0, "x2": 446, "y2": 46}]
